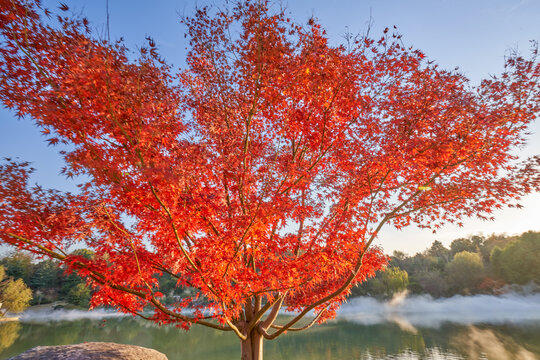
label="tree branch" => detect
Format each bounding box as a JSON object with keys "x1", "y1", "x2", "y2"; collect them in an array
[{"x1": 5, "y1": 232, "x2": 232, "y2": 331}]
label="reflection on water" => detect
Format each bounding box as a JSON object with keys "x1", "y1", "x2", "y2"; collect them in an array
[
  {"x1": 1, "y1": 318, "x2": 539, "y2": 360},
  {"x1": 1, "y1": 294, "x2": 540, "y2": 360},
  {"x1": 452, "y1": 326, "x2": 538, "y2": 360},
  {"x1": 0, "y1": 322, "x2": 20, "y2": 352}
]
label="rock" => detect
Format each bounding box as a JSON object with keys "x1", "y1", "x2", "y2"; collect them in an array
[{"x1": 8, "y1": 342, "x2": 168, "y2": 360}]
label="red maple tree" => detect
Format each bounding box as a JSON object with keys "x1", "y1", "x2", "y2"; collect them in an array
[{"x1": 1, "y1": 1, "x2": 539, "y2": 359}]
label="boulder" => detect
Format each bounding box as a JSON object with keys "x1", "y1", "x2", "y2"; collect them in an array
[{"x1": 8, "y1": 342, "x2": 168, "y2": 360}]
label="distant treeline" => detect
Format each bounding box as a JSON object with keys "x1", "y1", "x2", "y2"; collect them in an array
[
  {"x1": 351, "y1": 230, "x2": 540, "y2": 299},
  {"x1": 1, "y1": 231, "x2": 539, "y2": 309},
  {"x1": 0, "y1": 249, "x2": 93, "y2": 308},
  {"x1": 0, "y1": 248, "x2": 194, "y2": 309}
]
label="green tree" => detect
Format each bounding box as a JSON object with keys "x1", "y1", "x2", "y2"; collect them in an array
[
  {"x1": 389, "y1": 251, "x2": 448, "y2": 297},
  {"x1": 449, "y1": 236, "x2": 484, "y2": 257},
  {"x1": 414, "y1": 270, "x2": 448, "y2": 297},
  {"x1": 0, "y1": 265, "x2": 32, "y2": 316},
  {"x1": 70, "y1": 249, "x2": 94, "y2": 260},
  {"x1": 0, "y1": 253, "x2": 33, "y2": 284},
  {"x1": 380, "y1": 267, "x2": 409, "y2": 297},
  {"x1": 158, "y1": 272, "x2": 180, "y2": 301},
  {"x1": 427, "y1": 240, "x2": 451, "y2": 264},
  {"x1": 351, "y1": 267, "x2": 409, "y2": 298},
  {"x1": 390, "y1": 251, "x2": 408, "y2": 269},
  {"x1": 446, "y1": 251, "x2": 484, "y2": 293},
  {"x1": 490, "y1": 231, "x2": 540, "y2": 285},
  {"x1": 59, "y1": 250, "x2": 94, "y2": 306},
  {"x1": 480, "y1": 234, "x2": 514, "y2": 263},
  {"x1": 30, "y1": 259, "x2": 62, "y2": 305},
  {"x1": 401, "y1": 253, "x2": 440, "y2": 274},
  {"x1": 67, "y1": 283, "x2": 91, "y2": 307},
  {"x1": 31, "y1": 259, "x2": 60, "y2": 290}
]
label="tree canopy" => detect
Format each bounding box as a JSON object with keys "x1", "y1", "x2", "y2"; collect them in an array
[{"x1": 0, "y1": 1, "x2": 539, "y2": 359}]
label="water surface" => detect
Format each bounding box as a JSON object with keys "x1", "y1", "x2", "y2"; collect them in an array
[{"x1": 1, "y1": 294, "x2": 539, "y2": 359}]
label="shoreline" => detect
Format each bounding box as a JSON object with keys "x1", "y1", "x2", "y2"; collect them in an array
[{"x1": 0, "y1": 316, "x2": 19, "y2": 322}]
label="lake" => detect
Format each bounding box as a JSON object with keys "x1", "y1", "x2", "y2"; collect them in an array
[{"x1": 1, "y1": 294, "x2": 540, "y2": 359}]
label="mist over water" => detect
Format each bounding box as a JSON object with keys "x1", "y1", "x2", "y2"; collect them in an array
[
  {"x1": 339, "y1": 292, "x2": 540, "y2": 328},
  {"x1": 17, "y1": 292, "x2": 540, "y2": 328},
  {"x1": 19, "y1": 308, "x2": 126, "y2": 322}
]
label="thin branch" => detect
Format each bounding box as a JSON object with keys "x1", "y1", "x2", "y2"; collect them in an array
[
  {"x1": 269, "y1": 306, "x2": 327, "y2": 332},
  {"x1": 261, "y1": 184, "x2": 425, "y2": 339},
  {"x1": 5, "y1": 232, "x2": 231, "y2": 331},
  {"x1": 101, "y1": 205, "x2": 153, "y2": 291},
  {"x1": 148, "y1": 184, "x2": 219, "y2": 300}
]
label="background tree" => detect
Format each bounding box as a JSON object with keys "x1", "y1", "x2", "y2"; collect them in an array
[
  {"x1": 65, "y1": 283, "x2": 91, "y2": 307},
  {"x1": 480, "y1": 233, "x2": 514, "y2": 263},
  {"x1": 29, "y1": 259, "x2": 60, "y2": 305},
  {"x1": 0, "y1": 1, "x2": 539, "y2": 359},
  {"x1": 31, "y1": 259, "x2": 60, "y2": 290},
  {"x1": 390, "y1": 251, "x2": 408, "y2": 269},
  {"x1": 58, "y1": 249, "x2": 93, "y2": 305},
  {"x1": 427, "y1": 240, "x2": 451, "y2": 264},
  {"x1": 0, "y1": 265, "x2": 32, "y2": 316},
  {"x1": 351, "y1": 266, "x2": 408, "y2": 298},
  {"x1": 380, "y1": 267, "x2": 409, "y2": 297},
  {"x1": 0, "y1": 253, "x2": 33, "y2": 285},
  {"x1": 446, "y1": 251, "x2": 484, "y2": 294},
  {"x1": 491, "y1": 231, "x2": 540, "y2": 285},
  {"x1": 449, "y1": 236, "x2": 484, "y2": 258},
  {"x1": 415, "y1": 270, "x2": 449, "y2": 297}
]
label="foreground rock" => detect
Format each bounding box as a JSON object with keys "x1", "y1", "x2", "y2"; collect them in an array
[{"x1": 8, "y1": 342, "x2": 168, "y2": 360}]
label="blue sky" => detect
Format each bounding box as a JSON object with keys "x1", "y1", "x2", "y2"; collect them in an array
[{"x1": 1, "y1": 0, "x2": 539, "y2": 254}]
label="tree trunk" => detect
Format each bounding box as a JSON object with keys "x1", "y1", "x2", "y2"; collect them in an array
[{"x1": 240, "y1": 329, "x2": 263, "y2": 360}]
